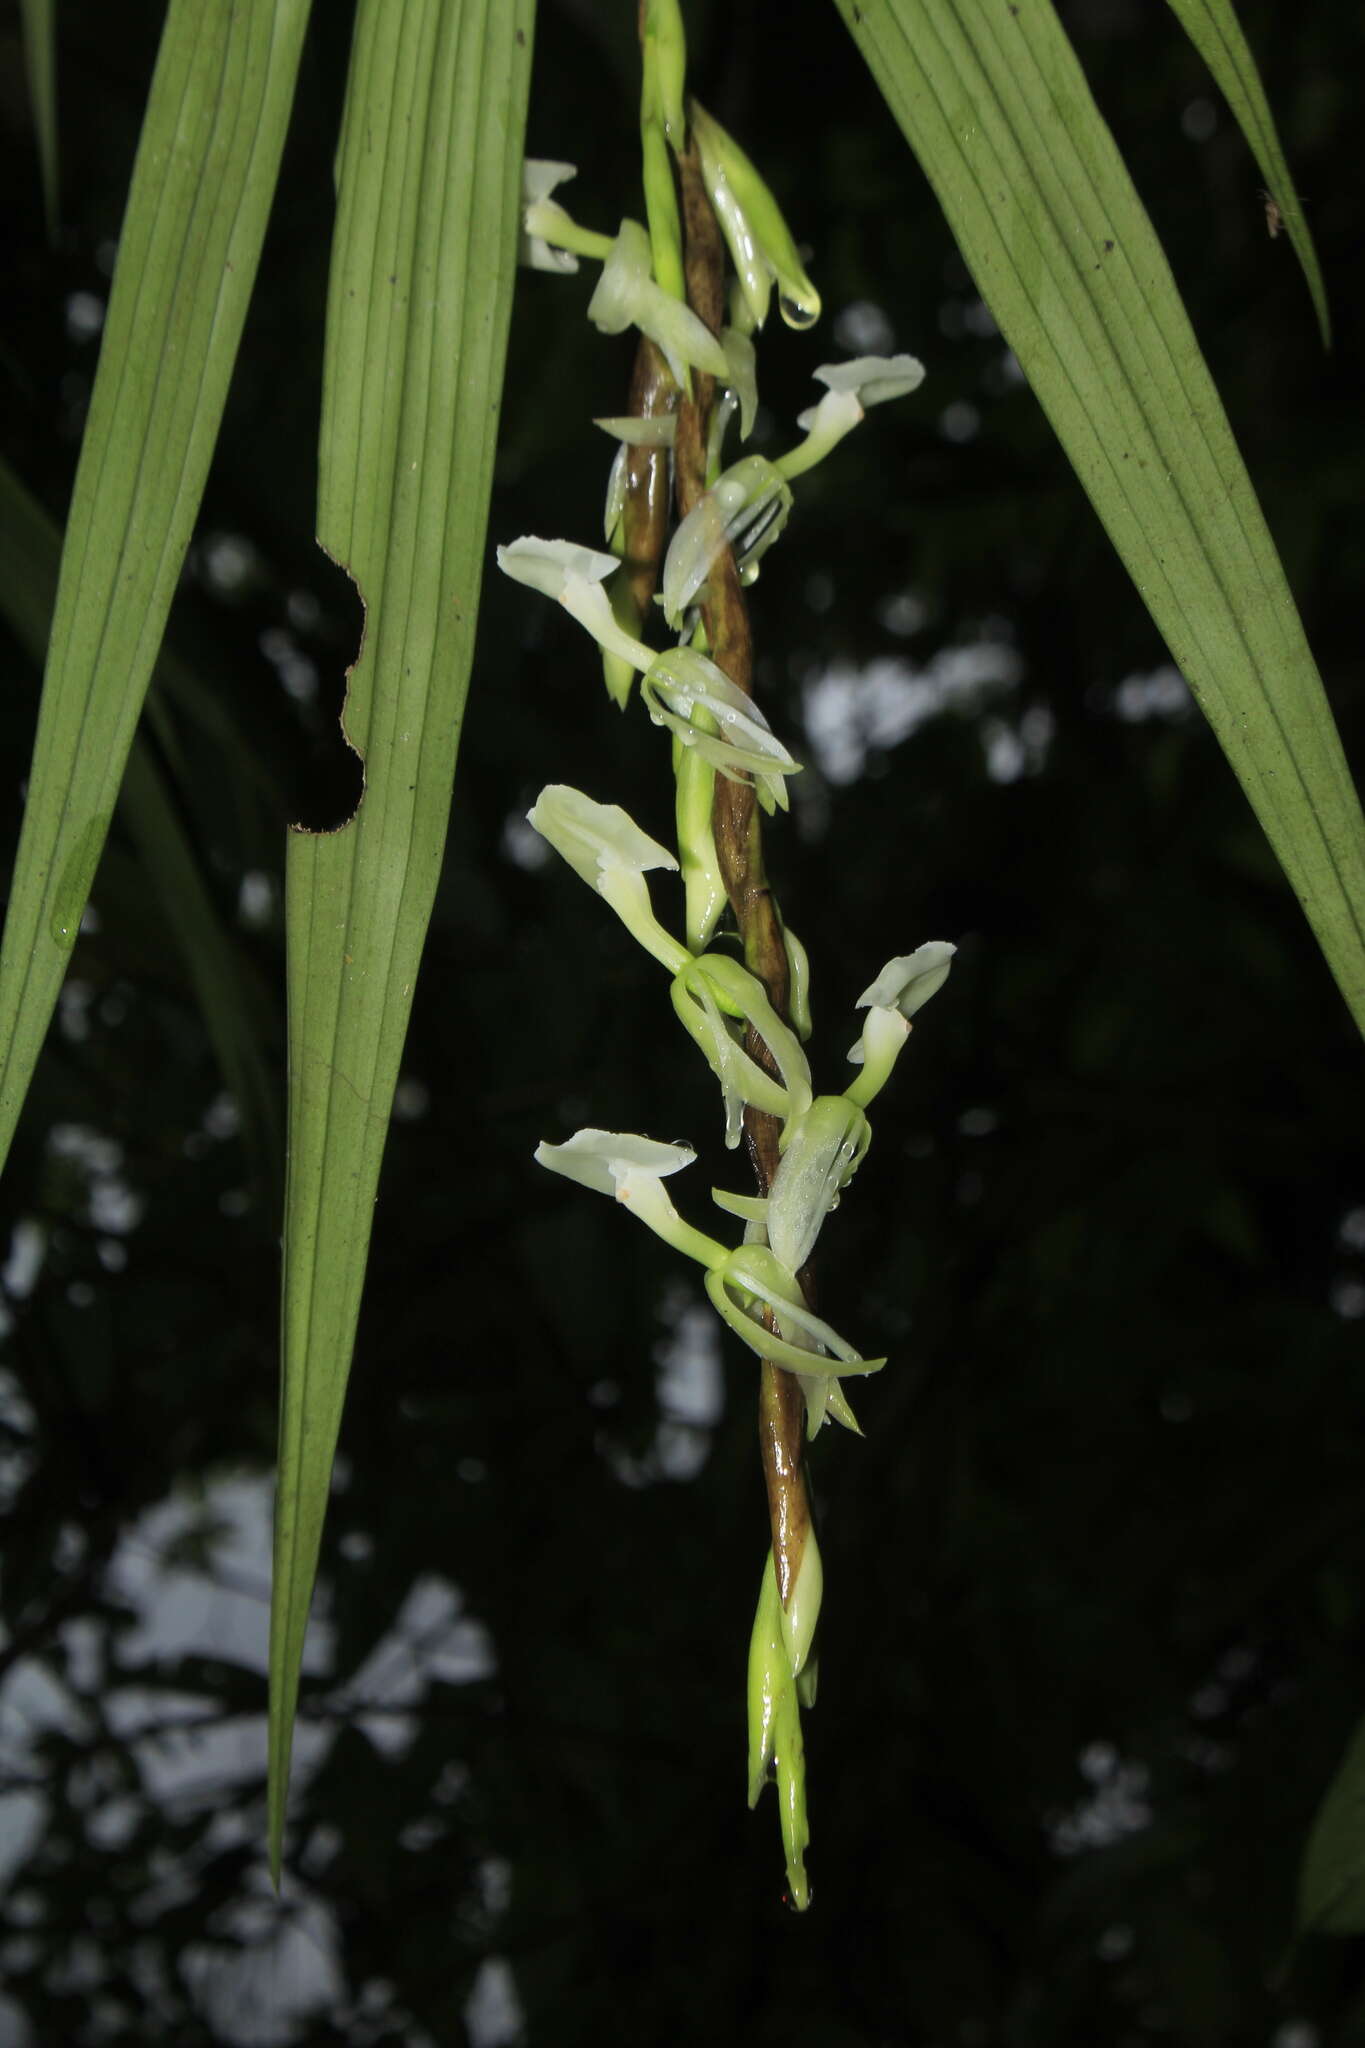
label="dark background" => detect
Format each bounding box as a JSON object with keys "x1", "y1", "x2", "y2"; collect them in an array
[{"x1": 2, "y1": 0, "x2": 1363, "y2": 2040}]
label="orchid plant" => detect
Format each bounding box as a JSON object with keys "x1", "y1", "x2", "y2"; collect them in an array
[{"x1": 500, "y1": 0, "x2": 952, "y2": 1910}]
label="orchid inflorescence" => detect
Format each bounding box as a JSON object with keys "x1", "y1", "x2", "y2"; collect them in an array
[{"x1": 500, "y1": 0, "x2": 952, "y2": 1910}]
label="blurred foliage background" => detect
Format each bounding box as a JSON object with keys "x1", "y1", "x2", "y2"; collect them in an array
[{"x1": 1, "y1": 0, "x2": 1363, "y2": 2041}]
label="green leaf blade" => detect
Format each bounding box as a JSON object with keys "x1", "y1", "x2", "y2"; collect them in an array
[
  {"x1": 268, "y1": 0, "x2": 535, "y2": 1881},
  {"x1": 0, "y1": 458, "x2": 281, "y2": 1190},
  {"x1": 1300, "y1": 1713, "x2": 1365, "y2": 1935},
  {"x1": 18, "y1": 0, "x2": 59, "y2": 237},
  {"x1": 836, "y1": 0, "x2": 1365, "y2": 1033},
  {"x1": 1166, "y1": 0, "x2": 1330, "y2": 347},
  {"x1": 0, "y1": 0, "x2": 311, "y2": 1170}
]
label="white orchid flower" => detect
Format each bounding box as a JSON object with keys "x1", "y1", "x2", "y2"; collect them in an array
[
  {"x1": 845, "y1": 940, "x2": 957, "y2": 1106},
  {"x1": 519, "y1": 161, "x2": 612, "y2": 272},
  {"x1": 641, "y1": 647, "x2": 799, "y2": 814},
  {"x1": 497, "y1": 534, "x2": 619, "y2": 600},
  {"x1": 661, "y1": 454, "x2": 793, "y2": 625},
  {"x1": 779, "y1": 353, "x2": 927, "y2": 482},
  {"x1": 496, "y1": 536, "x2": 657, "y2": 674},
  {"x1": 857, "y1": 940, "x2": 957, "y2": 1018},
  {"x1": 800, "y1": 354, "x2": 926, "y2": 420},
  {"x1": 535, "y1": 1128, "x2": 726, "y2": 1268},
  {"x1": 526, "y1": 785, "x2": 690, "y2": 975},
  {"x1": 588, "y1": 219, "x2": 730, "y2": 387},
  {"x1": 536, "y1": 1128, "x2": 694, "y2": 1198}
]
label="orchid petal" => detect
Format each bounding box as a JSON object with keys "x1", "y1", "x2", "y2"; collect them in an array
[
  {"x1": 536, "y1": 1127, "x2": 696, "y2": 1198},
  {"x1": 496, "y1": 535, "x2": 620, "y2": 598},
  {"x1": 813, "y1": 353, "x2": 926, "y2": 407},
  {"x1": 519, "y1": 160, "x2": 581, "y2": 273},
  {"x1": 857, "y1": 941, "x2": 957, "y2": 1016}
]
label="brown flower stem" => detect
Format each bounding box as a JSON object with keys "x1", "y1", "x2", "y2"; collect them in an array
[
  {"x1": 673, "y1": 141, "x2": 811, "y2": 1614},
  {"x1": 621, "y1": 336, "x2": 679, "y2": 620}
]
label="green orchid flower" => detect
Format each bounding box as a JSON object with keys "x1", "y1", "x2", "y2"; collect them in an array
[
  {"x1": 661, "y1": 454, "x2": 793, "y2": 623},
  {"x1": 705, "y1": 1242, "x2": 884, "y2": 1384},
  {"x1": 769, "y1": 1096, "x2": 872, "y2": 1274},
  {"x1": 642, "y1": 646, "x2": 800, "y2": 814},
  {"x1": 670, "y1": 952, "x2": 812, "y2": 1145}
]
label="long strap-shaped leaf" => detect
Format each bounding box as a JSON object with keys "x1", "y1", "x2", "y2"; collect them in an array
[
  {"x1": 0, "y1": 458, "x2": 281, "y2": 1188},
  {"x1": 18, "y1": 0, "x2": 59, "y2": 237},
  {"x1": 0, "y1": 0, "x2": 311, "y2": 1170},
  {"x1": 269, "y1": 0, "x2": 535, "y2": 1879},
  {"x1": 1165, "y1": 0, "x2": 1329, "y2": 347},
  {"x1": 836, "y1": 0, "x2": 1365, "y2": 1032}
]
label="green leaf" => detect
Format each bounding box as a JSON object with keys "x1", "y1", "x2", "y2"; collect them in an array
[
  {"x1": 836, "y1": 0, "x2": 1365, "y2": 1034},
  {"x1": 0, "y1": 0, "x2": 311, "y2": 1171},
  {"x1": 0, "y1": 458, "x2": 281, "y2": 1188},
  {"x1": 1300, "y1": 1713, "x2": 1365, "y2": 1934},
  {"x1": 268, "y1": 0, "x2": 535, "y2": 1881},
  {"x1": 1164, "y1": 0, "x2": 1330, "y2": 347},
  {"x1": 19, "y1": 0, "x2": 59, "y2": 238},
  {"x1": 119, "y1": 747, "x2": 283, "y2": 1195}
]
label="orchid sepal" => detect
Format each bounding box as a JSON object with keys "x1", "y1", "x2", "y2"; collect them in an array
[
  {"x1": 782, "y1": 924, "x2": 813, "y2": 1041},
  {"x1": 705, "y1": 1245, "x2": 884, "y2": 1381},
  {"x1": 768, "y1": 1096, "x2": 872, "y2": 1274}
]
